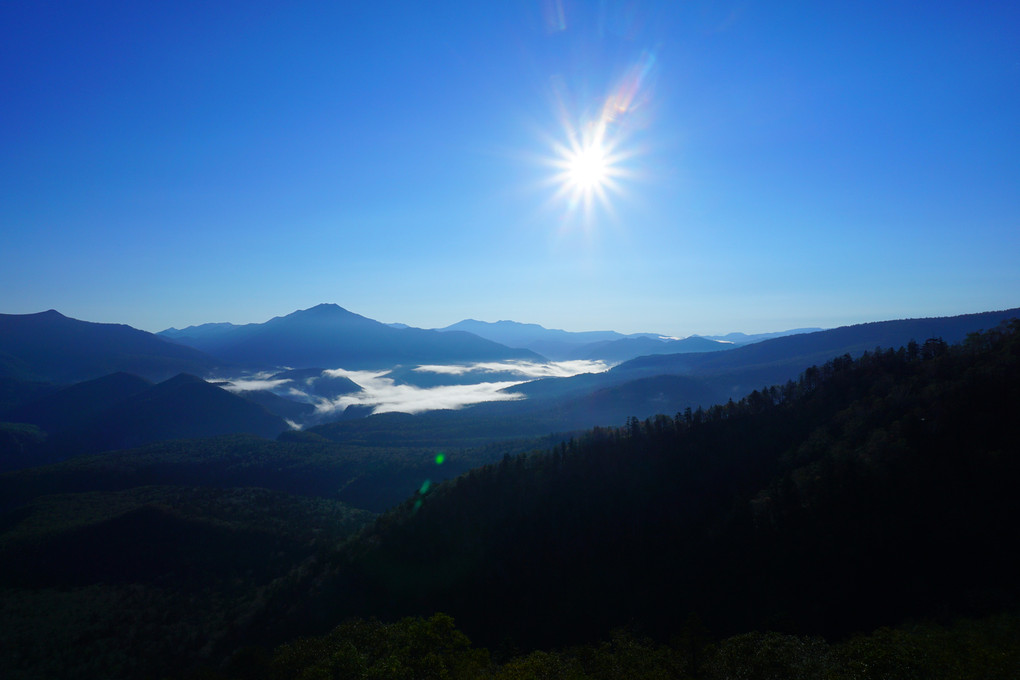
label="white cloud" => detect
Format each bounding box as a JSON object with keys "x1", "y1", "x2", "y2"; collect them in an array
[
  {"x1": 216, "y1": 377, "x2": 291, "y2": 393},
  {"x1": 412, "y1": 359, "x2": 608, "y2": 379},
  {"x1": 316, "y1": 367, "x2": 524, "y2": 415},
  {"x1": 212, "y1": 360, "x2": 608, "y2": 420}
]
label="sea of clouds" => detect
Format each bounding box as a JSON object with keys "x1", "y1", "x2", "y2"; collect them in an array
[{"x1": 215, "y1": 359, "x2": 608, "y2": 424}]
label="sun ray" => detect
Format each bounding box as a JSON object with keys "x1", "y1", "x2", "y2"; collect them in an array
[{"x1": 542, "y1": 52, "x2": 656, "y2": 231}]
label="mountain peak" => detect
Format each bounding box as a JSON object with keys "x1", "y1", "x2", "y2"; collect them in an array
[
  {"x1": 278, "y1": 304, "x2": 367, "y2": 322},
  {"x1": 304, "y1": 303, "x2": 346, "y2": 314},
  {"x1": 274, "y1": 304, "x2": 378, "y2": 327}
]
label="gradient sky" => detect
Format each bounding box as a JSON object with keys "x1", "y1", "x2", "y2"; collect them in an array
[{"x1": 2, "y1": 1, "x2": 1017, "y2": 336}]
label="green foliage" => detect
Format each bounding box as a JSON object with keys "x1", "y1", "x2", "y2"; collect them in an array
[
  {"x1": 0, "y1": 485, "x2": 376, "y2": 679},
  {"x1": 263, "y1": 614, "x2": 488, "y2": 680},
  {"x1": 214, "y1": 613, "x2": 1020, "y2": 680},
  {"x1": 705, "y1": 632, "x2": 836, "y2": 680}
]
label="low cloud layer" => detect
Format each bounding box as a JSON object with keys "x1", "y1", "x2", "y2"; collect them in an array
[
  {"x1": 413, "y1": 359, "x2": 608, "y2": 380},
  {"x1": 211, "y1": 360, "x2": 607, "y2": 422},
  {"x1": 320, "y1": 368, "x2": 525, "y2": 415},
  {"x1": 218, "y1": 377, "x2": 291, "y2": 393}
]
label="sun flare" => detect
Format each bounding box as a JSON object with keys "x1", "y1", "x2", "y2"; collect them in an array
[
  {"x1": 566, "y1": 141, "x2": 609, "y2": 193},
  {"x1": 549, "y1": 128, "x2": 622, "y2": 214},
  {"x1": 542, "y1": 51, "x2": 656, "y2": 224}
]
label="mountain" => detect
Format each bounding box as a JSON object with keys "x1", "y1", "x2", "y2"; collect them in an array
[
  {"x1": 0, "y1": 310, "x2": 226, "y2": 383},
  {"x1": 0, "y1": 375, "x2": 58, "y2": 420},
  {"x1": 158, "y1": 321, "x2": 263, "y2": 356},
  {"x1": 567, "y1": 334, "x2": 732, "y2": 362},
  {"x1": 12, "y1": 371, "x2": 153, "y2": 434},
  {"x1": 438, "y1": 319, "x2": 653, "y2": 360},
  {"x1": 438, "y1": 319, "x2": 816, "y2": 362},
  {"x1": 232, "y1": 388, "x2": 318, "y2": 423},
  {"x1": 32, "y1": 373, "x2": 289, "y2": 458},
  {"x1": 162, "y1": 304, "x2": 545, "y2": 369},
  {"x1": 516, "y1": 307, "x2": 1020, "y2": 408},
  {"x1": 702, "y1": 327, "x2": 824, "y2": 345}
]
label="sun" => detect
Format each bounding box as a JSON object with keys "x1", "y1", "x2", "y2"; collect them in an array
[
  {"x1": 549, "y1": 129, "x2": 621, "y2": 213},
  {"x1": 542, "y1": 50, "x2": 656, "y2": 221},
  {"x1": 566, "y1": 141, "x2": 609, "y2": 193}
]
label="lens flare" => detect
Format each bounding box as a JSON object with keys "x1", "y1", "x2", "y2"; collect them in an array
[{"x1": 544, "y1": 51, "x2": 656, "y2": 227}]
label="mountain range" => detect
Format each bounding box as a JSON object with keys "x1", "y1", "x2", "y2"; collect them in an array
[
  {"x1": 435, "y1": 318, "x2": 816, "y2": 362},
  {"x1": 4, "y1": 304, "x2": 1019, "y2": 451},
  {"x1": 160, "y1": 304, "x2": 543, "y2": 369},
  {"x1": 512, "y1": 307, "x2": 1020, "y2": 407}
]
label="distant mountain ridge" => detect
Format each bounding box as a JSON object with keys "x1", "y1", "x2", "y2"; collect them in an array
[
  {"x1": 437, "y1": 318, "x2": 812, "y2": 363},
  {"x1": 438, "y1": 318, "x2": 659, "y2": 360},
  {"x1": 0, "y1": 310, "x2": 225, "y2": 383},
  {"x1": 701, "y1": 328, "x2": 824, "y2": 344},
  {"x1": 511, "y1": 307, "x2": 1020, "y2": 415},
  {"x1": 567, "y1": 334, "x2": 731, "y2": 362},
  {"x1": 160, "y1": 304, "x2": 544, "y2": 369}
]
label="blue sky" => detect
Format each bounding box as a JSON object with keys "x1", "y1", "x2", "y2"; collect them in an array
[{"x1": 2, "y1": 1, "x2": 1017, "y2": 335}]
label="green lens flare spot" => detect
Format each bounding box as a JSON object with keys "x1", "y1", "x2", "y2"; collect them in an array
[
  {"x1": 435, "y1": 453, "x2": 445, "y2": 465},
  {"x1": 419, "y1": 479, "x2": 431, "y2": 495},
  {"x1": 413, "y1": 499, "x2": 422, "y2": 513}
]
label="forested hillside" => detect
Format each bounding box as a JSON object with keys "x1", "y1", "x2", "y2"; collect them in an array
[{"x1": 264, "y1": 321, "x2": 1020, "y2": 653}]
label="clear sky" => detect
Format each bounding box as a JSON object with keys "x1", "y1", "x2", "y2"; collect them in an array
[{"x1": 2, "y1": 1, "x2": 1017, "y2": 336}]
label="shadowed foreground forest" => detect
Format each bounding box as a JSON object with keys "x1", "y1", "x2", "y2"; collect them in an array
[
  {"x1": 224, "y1": 321, "x2": 1020, "y2": 677},
  {"x1": 2, "y1": 322, "x2": 1018, "y2": 678}
]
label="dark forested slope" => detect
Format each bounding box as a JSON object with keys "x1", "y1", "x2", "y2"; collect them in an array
[{"x1": 278, "y1": 321, "x2": 1020, "y2": 651}]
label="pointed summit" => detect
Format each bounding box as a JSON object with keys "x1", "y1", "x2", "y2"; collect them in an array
[
  {"x1": 307, "y1": 303, "x2": 344, "y2": 312},
  {"x1": 294, "y1": 303, "x2": 346, "y2": 316}
]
